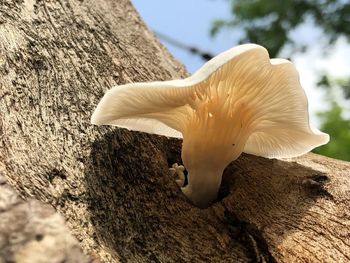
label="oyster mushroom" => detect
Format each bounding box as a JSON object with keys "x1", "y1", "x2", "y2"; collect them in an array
[{"x1": 91, "y1": 44, "x2": 329, "y2": 208}]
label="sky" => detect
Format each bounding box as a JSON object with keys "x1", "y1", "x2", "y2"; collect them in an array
[{"x1": 131, "y1": 0, "x2": 350, "y2": 126}]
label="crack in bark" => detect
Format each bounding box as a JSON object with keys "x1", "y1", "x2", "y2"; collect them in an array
[{"x1": 223, "y1": 206, "x2": 277, "y2": 263}]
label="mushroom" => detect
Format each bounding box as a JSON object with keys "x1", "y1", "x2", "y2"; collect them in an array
[{"x1": 91, "y1": 44, "x2": 329, "y2": 208}]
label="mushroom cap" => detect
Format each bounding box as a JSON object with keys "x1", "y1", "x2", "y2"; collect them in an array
[{"x1": 91, "y1": 44, "x2": 329, "y2": 158}]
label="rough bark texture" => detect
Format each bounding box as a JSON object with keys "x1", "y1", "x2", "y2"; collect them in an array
[
  {"x1": 0, "y1": 0, "x2": 349, "y2": 262},
  {"x1": 0, "y1": 172, "x2": 93, "y2": 263}
]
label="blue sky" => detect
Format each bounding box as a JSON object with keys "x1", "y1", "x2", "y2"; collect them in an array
[
  {"x1": 131, "y1": 0, "x2": 350, "y2": 125},
  {"x1": 132, "y1": 0, "x2": 238, "y2": 73}
]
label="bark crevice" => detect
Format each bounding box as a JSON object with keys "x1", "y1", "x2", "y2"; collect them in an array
[{"x1": 222, "y1": 208, "x2": 277, "y2": 263}]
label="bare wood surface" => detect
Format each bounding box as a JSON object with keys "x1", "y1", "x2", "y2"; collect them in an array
[{"x1": 0, "y1": 0, "x2": 349, "y2": 262}]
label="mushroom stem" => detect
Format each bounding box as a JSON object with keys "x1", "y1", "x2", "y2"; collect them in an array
[
  {"x1": 180, "y1": 132, "x2": 248, "y2": 208},
  {"x1": 181, "y1": 167, "x2": 224, "y2": 208}
]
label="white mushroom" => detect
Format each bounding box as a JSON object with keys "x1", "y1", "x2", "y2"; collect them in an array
[{"x1": 91, "y1": 44, "x2": 329, "y2": 208}]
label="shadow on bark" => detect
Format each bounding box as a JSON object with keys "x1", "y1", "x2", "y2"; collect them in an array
[
  {"x1": 84, "y1": 128, "x2": 187, "y2": 262},
  {"x1": 84, "y1": 129, "x2": 330, "y2": 262}
]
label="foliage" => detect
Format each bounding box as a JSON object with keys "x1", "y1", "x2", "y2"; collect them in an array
[
  {"x1": 313, "y1": 75, "x2": 350, "y2": 160},
  {"x1": 212, "y1": 0, "x2": 350, "y2": 160},
  {"x1": 211, "y1": 0, "x2": 350, "y2": 57},
  {"x1": 314, "y1": 104, "x2": 350, "y2": 160}
]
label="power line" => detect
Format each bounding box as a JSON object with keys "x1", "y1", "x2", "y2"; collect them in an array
[{"x1": 154, "y1": 31, "x2": 215, "y2": 61}]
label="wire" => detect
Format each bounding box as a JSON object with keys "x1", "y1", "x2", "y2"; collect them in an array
[{"x1": 154, "y1": 31, "x2": 215, "y2": 61}]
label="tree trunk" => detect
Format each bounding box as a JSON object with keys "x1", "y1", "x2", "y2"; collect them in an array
[{"x1": 0, "y1": 0, "x2": 349, "y2": 262}]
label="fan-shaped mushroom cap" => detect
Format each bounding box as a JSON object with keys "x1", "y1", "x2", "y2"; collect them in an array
[{"x1": 91, "y1": 44, "x2": 329, "y2": 207}]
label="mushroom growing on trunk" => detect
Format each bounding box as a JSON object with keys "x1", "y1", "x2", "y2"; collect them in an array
[{"x1": 91, "y1": 44, "x2": 329, "y2": 208}]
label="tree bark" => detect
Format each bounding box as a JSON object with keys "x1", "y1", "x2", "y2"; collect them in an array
[
  {"x1": 0, "y1": 172, "x2": 93, "y2": 262},
  {"x1": 0, "y1": 0, "x2": 349, "y2": 262}
]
